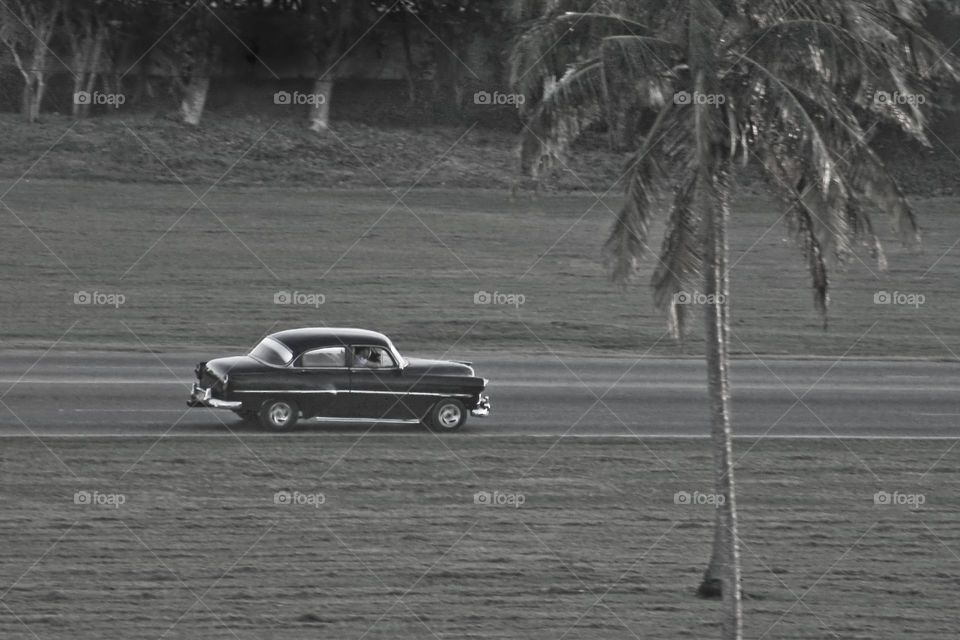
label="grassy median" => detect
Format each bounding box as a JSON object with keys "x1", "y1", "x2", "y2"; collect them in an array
[
  {"x1": 1, "y1": 181, "x2": 958, "y2": 359},
  {"x1": 1, "y1": 435, "x2": 957, "y2": 639}
]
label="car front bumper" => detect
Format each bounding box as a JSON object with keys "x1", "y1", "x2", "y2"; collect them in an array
[
  {"x1": 187, "y1": 383, "x2": 243, "y2": 409},
  {"x1": 471, "y1": 395, "x2": 491, "y2": 417}
]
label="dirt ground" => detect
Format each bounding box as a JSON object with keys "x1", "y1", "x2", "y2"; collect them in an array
[{"x1": 0, "y1": 435, "x2": 957, "y2": 639}]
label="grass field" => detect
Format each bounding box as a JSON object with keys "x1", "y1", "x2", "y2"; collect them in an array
[
  {"x1": 1, "y1": 435, "x2": 957, "y2": 639},
  {"x1": 0, "y1": 114, "x2": 624, "y2": 191},
  {"x1": 0, "y1": 113, "x2": 957, "y2": 196},
  {"x1": 1, "y1": 180, "x2": 958, "y2": 358}
]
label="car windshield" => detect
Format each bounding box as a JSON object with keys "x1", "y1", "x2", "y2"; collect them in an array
[
  {"x1": 249, "y1": 337, "x2": 294, "y2": 366},
  {"x1": 384, "y1": 337, "x2": 407, "y2": 368}
]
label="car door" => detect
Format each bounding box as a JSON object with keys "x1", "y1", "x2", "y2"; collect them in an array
[
  {"x1": 347, "y1": 345, "x2": 418, "y2": 421},
  {"x1": 293, "y1": 346, "x2": 350, "y2": 418}
]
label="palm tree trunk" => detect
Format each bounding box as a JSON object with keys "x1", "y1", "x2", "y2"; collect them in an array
[
  {"x1": 689, "y1": 52, "x2": 742, "y2": 634},
  {"x1": 699, "y1": 163, "x2": 742, "y2": 638}
]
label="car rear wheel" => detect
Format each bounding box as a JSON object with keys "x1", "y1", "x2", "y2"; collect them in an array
[
  {"x1": 259, "y1": 399, "x2": 299, "y2": 431},
  {"x1": 428, "y1": 398, "x2": 466, "y2": 431}
]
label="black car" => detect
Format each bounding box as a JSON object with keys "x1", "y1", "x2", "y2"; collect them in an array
[{"x1": 187, "y1": 327, "x2": 491, "y2": 431}]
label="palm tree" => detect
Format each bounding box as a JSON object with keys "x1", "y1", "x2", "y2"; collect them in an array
[{"x1": 510, "y1": 1, "x2": 957, "y2": 637}]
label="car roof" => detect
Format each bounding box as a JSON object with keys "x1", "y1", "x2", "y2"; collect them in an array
[{"x1": 265, "y1": 327, "x2": 391, "y2": 354}]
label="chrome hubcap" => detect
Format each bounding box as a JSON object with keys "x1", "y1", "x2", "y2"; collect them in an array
[
  {"x1": 269, "y1": 403, "x2": 291, "y2": 426},
  {"x1": 438, "y1": 404, "x2": 461, "y2": 428}
]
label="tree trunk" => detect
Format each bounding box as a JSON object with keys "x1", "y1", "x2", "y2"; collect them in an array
[
  {"x1": 308, "y1": 78, "x2": 333, "y2": 133},
  {"x1": 433, "y1": 46, "x2": 464, "y2": 119},
  {"x1": 698, "y1": 169, "x2": 742, "y2": 640},
  {"x1": 180, "y1": 76, "x2": 209, "y2": 126},
  {"x1": 70, "y1": 29, "x2": 95, "y2": 118},
  {"x1": 33, "y1": 75, "x2": 46, "y2": 122},
  {"x1": 72, "y1": 71, "x2": 84, "y2": 118},
  {"x1": 400, "y1": 11, "x2": 417, "y2": 106},
  {"x1": 21, "y1": 74, "x2": 43, "y2": 123},
  {"x1": 21, "y1": 79, "x2": 34, "y2": 122},
  {"x1": 690, "y1": 60, "x2": 741, "y2": 636},
  {"x1": 2, "y1": 2, "x2": 61, "y2": 124},
  {"x1": 80, "y1": 30, "x2": 105, "y2": 118}
]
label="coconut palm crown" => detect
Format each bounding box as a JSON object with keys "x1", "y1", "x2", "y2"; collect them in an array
[{"x1": 511, "y1": 0, "x2": 958, "y2": 336}]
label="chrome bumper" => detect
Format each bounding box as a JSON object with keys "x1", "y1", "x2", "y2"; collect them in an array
[
  {"x1": 187, "y1": 383, "x2": 242, "y2": 410},
  {"x1": 471, "y1": 395, "x2": 491, "y2": 417}
]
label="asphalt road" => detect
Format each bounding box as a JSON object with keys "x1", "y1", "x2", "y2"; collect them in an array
[{"x1": 0, "y1": 350, "x2": 957, "y2": 437}]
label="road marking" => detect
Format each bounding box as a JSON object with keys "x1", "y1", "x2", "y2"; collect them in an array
[
  {"x1": 0, "y1": 433, "x2": 956, "y2": 440},
  {"x1": 0, "y1": 379, "x2": 189, "y2": 384},
  {"x1": 65, "y1": 409, "x2": 186, "y2": 413}
]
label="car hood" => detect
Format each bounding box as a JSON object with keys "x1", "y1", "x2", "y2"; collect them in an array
[{"x1": 402, "y1": 357, "x2": 475, "y2": 377}]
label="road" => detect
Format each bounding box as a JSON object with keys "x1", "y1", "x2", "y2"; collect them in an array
[{"x1": 0, "y1": 351, "x2": 956, "y2": 436}]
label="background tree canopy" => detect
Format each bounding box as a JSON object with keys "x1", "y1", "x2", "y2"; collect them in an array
[{"x1": 1, "y1": 0, "x2": 957, "y2": 133}]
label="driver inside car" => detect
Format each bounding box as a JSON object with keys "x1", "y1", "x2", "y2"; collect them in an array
[{"x1": 354, "y1": 347, "x2": 380, "y2": 368}]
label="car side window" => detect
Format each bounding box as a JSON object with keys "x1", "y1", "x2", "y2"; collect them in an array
[
  {"x1": 352, "y1": 346, "x2": 396, "y2": 369},
  {"x1": 372, "y1": 348, "x2": 396, "y2": 368},
  {"x1": 299, "y1": 346, "x2": 347, "y2": 368}
]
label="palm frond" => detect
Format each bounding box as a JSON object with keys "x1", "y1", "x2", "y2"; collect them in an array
[
  {"x1": 835, "y1": 142, "x2": 919, "y2": 247},
  {"x1": 651, "y1": 172, "x2": 701, "y2": 339},
  {"x1": 509, "y1": 11, "x2": 656, "y2": 102},
  {"x1": 603, "y1": 103, "x2": 688, "y2": 283},
  {"x1": 599, "y1": 35, "x2": 684, "y2": 106},
  {"x1": 602, "y1": 152, "x2": 664, "y2": 283},
  {"x1": 597, "y1": 34, "x2": 684, "y2": 140},
  {"x1": 517, "y1": 57, "x2": 606, "y2": 178},
  {"x1": 754, "y1": 146, "x2": 831, "y2": 325},
  {"x1": 519, "y1": 32, "x2": 684, "y2": 178},
  {"x1": 732, "y1": 4, "x2": 960, "y2": 142},
  {"x1": 790, "y1": 202, "x2": 830, "y2": 326},
  {"x1": 735, "y1": 55, "x2": 839, "y2": 196}
]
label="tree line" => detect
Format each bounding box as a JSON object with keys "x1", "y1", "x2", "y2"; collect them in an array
[
  {"x1": 2, "y1": 1, "x2": 957, "y2": 132},
  {"x1": 0, "y1": 0, "x2": 511, "y2": 126}
]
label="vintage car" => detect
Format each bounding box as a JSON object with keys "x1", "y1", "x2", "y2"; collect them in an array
[{"x1": 187, "y1": 327, "x2": 490, "y2": 431}]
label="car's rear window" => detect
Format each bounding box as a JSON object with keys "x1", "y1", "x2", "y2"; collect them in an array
[{"x1": 249, "y1": 337, "x2": 293, "y2": 366}]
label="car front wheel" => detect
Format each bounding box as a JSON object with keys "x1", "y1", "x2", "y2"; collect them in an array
[
  {"x1": 259, "y1": 399, "x2": 299, "y2": 431},
  {"x1": 428, "y1": 398, "x2": 466, "y2": 431}
]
